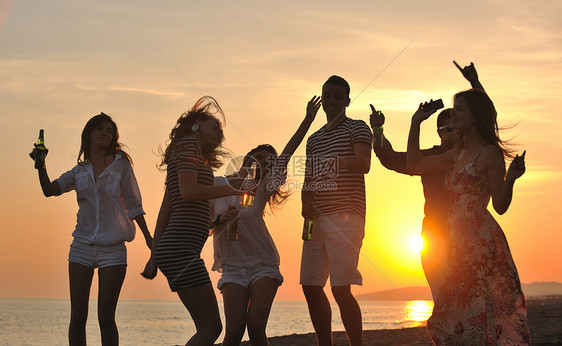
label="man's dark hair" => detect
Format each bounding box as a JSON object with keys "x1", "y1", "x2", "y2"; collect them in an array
[
  {"x1": 323, "y1": 75, "x2": 350, "y2": 98},
  {"x1": 436, "y1": 108, "x2": 451, "y2": 128}
]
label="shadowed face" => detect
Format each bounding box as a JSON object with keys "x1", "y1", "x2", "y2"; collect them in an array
[
  {"x1": 450, "y1": 96, "x2": 474, "y2": 131},
  {"x1": 242, "y1": 149, "x2": 275, "y2": 179},
  {"x1": 437, "y1": 117, "x2": 461, "y2": 148},
  {"x1": 198, "y1": 118, "x2": 223, "y2": 147},
  {"x1": 321, "y1": 83, "x2": 350, "y2": 118},
  {"x1": 438, "y1": 117, "x2": 460, "y2": 139},
  {"x1": 89, "y1": 120, "x2": 114, "y2": 149}
]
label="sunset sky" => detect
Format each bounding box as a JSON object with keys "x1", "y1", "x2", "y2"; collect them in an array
[{"x1": 1, "y1": 0, "x2": 561, "y2": 302}]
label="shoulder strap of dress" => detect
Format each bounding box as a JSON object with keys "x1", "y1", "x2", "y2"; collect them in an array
[{"x1": 470, "y1": 145, "x2": 487, "y2": 166}]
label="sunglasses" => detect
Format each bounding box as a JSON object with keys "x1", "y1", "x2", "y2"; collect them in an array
[{"x1": 438, "y1": 125, "x2": 456, "y2": 134}]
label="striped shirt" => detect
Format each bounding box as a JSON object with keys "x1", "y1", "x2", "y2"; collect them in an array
[
  {"x1": 303, "y1": 117, "x2": 372, "y2": 219},
  {"x1": 166, "y1": 136, "x2": 214, "y2": 233},
  {"x1": 154, "y1": 136, "x2": 214, "y2": 290}
]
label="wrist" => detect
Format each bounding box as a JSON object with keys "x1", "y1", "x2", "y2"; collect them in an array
[{"x1": 213, "y1": 214, "x2": 223, "y2": 226}]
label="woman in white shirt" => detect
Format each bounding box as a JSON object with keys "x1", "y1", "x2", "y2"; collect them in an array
[
  {"x1": 31, "y1": 113, "x2": 152, "y2": 345},
  {"x1": 211, "y1": 96, "x2": 320, "y2": 345}
]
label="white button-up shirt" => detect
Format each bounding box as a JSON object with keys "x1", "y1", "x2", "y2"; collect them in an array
[{"x1": 55, "y1": 154, "x2": 145, "y2": 246}]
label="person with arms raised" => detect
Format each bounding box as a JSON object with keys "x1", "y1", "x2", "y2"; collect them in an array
[
  {"x1": 211, "y1": 96, "x2": 322, "y2": 346},
  {"x1": 369, "y1": 61, "x2": 484, "y2": 299},
  {"x1": 406, "y1": 89, "x2": 531, "y2": 344}
]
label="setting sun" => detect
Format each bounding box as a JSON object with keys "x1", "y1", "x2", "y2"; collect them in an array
[{"x1": 410, "y1": 234, "x2": 426, "y2": 254}]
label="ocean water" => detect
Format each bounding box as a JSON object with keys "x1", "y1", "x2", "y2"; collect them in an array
[{"x1": 0, "y1": 298, "x2": 433, "y2": 345}]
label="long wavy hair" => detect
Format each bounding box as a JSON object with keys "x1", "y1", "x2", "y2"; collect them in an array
[
  {"x1": 454, "y1": 89, "x2": 513, "y2": 159},
  {"x1": 78, "y1": 112, "x2": 131, "y2": 165},
  {"x1": 160, "y1": 96, "x2": 227, "y2": 170},
  {"x1": 242, "y1": 144, "x2": 290, "y2": 214}
]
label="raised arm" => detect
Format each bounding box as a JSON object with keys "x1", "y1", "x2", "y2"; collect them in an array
[
  {"x1": 302, "y1": 141, "x2": 315, "y2": 219},
  {"x1": 486, "y1": 148, "x2": 526, "y2": 215},
  {"x1": 370, "y1": 104, "x2": 385, "y2": 151},
  {"x1": 37, "y1": 168, "x2": 62, "y2": 197},
  {"x1": 30, "y1": 145, "x2": 61, "y2": 197},
  {"x1": 375, "y1": 138, "x2": 411, "y2": 175},
  {"x1": 407, "y1": 102, "x2": 455, "y2": 173},
  {"x1": 271, "y1": 97, "x2": 320, "y2": 202},
  {"x1": 369, "y1": 105, "x2": 412, "y2": 175},
  {"x1": 279, "y1": 96, "x2": 321, "y2": 162},
  {"x1": 454, "y1": 61, "x2": 485, "y2": 91}
]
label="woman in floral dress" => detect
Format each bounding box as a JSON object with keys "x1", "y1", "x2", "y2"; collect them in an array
[{"x1": 406, "y1": 89, "x2": 531, "y2": 345}]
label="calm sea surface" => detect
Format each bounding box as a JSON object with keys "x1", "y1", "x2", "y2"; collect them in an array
[{"x1": 0, "y1": 298, "x2": 433, "y2": 345}]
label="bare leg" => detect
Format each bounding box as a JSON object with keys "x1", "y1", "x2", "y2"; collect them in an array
[
  {"x1": 420, "y1": 229, "x2": 445, "y2": 299},
  {"x1": 69, "y1": 262, "x2": 94, "y2": 346},
  {"x1": 302, "y1": 285, "x2": 332, "y2": 346},
  {"x1": 177, "y1": 285, "x2": 222, "y2": 346},
  {"x1": 332, "y1": 285, "x2": 362, "y2": 346},
  {"x1": 247, "y1": 277, "x2": 279, "y2": 346},
  {"x1": 221, "y1": 283, "x2": 249, "y2": 346},
  {"x1": 98, "y1": 265, "x2": 126, "y2": 346}
]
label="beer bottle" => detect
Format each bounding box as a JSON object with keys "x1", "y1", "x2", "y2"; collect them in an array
[
  {"x1": 372, "y1": 111, "x2": 384, "y2": 149},
  {"x1": 302, "y1": 218, "x2": 314, "y2": 241},
  {"x1": 240, "y1": 161, "x2": 257, "y2": 207},
  {"x1": 229, "y1": 161, "x2": 258, "y2": 241},
  {"x1": 227, "y1": 218, "x2": 239, "y2": 241},
  {"x1": 34, "y1": 129, "x2": 46, "y2": 169}
]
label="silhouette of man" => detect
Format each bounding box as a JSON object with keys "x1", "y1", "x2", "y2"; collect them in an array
[
  {"x1": 369, "y1": 62, "x2": 484, "y2": 298},
  {"x1": 301, "y1": 75, "x2": 372, "y2": 346}
]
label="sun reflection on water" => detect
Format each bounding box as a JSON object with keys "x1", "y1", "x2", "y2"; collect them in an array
[{"x1": 402, "y1": 300, "x2": 434, "y2": 327}]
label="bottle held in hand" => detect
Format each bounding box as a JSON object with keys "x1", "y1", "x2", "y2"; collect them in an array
[
  {"x1": 372, "y1": 111, "x2": 384, "y2": 149},
  {"x1": 370, "y1": 109, "x2": 384, "y2": 149},
  {"x1": 230, "y1": 161, "x2": 258, "y2": 241},
  {"x1": 240, "y1": 161, "x2": 258, "y2": 207},
  {"x1": 227, "y1": 218, "x2": 239, "y2": 241},
  {"x1": 33, "y1": 129, "x2": 47, "y2": 169},
  {"x1": 302, "y1": 218, "x2": 314, "y2": 241}
]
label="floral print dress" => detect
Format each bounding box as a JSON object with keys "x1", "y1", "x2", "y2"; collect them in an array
[{"x1": 427, "y1": 150, "x2": 531, "y2": 345}]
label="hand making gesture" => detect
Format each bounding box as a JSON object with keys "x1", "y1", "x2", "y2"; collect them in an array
[
  {"x1": 454, "y1": 60, "x2": 484, "y2": 90},
  {"x1": 369, "y1": 104, "x2": 385, "y2": 128},
  {"x1": 506, "y1": 150, "x2": 526, "y2": 182},
  {"x1": 411, "y1": 100, "x2": 440, "y2": 125},
  {"x1": 306, "y1": 95, "x2": 322, "y2": 122}
]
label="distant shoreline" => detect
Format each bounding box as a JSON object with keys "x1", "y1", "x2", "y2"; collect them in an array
[
  {"x1": 234, "y1": 297, "x2": 562, "y2": 345},
  {"x1": 355, "y1": 282, "x2": 562, "y2": 301}
]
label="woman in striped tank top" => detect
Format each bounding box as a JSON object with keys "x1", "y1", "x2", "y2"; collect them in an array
[{"x1": 142, "y1": 96, "x2": 242, "y2": 345}]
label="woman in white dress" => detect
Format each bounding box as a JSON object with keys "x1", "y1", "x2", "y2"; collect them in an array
[{"x1": 211, "y1": 97, "x2": 321, "y2": 346}]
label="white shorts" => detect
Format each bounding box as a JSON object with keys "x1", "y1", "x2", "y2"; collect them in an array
[
  {"x1": 68, "y1": 240, "x2": 127, "y2": 268},
  {"x1": 217, "y1": 264, "x2": 283, "y2": 291},
  {"x1": 300, "y1": 213, "x2": 364, "y2": 287}
]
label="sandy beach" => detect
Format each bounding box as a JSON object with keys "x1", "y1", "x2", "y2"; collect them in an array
[{"x1": 235, "y1": 297, "x2": 561, "y2": 345}]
